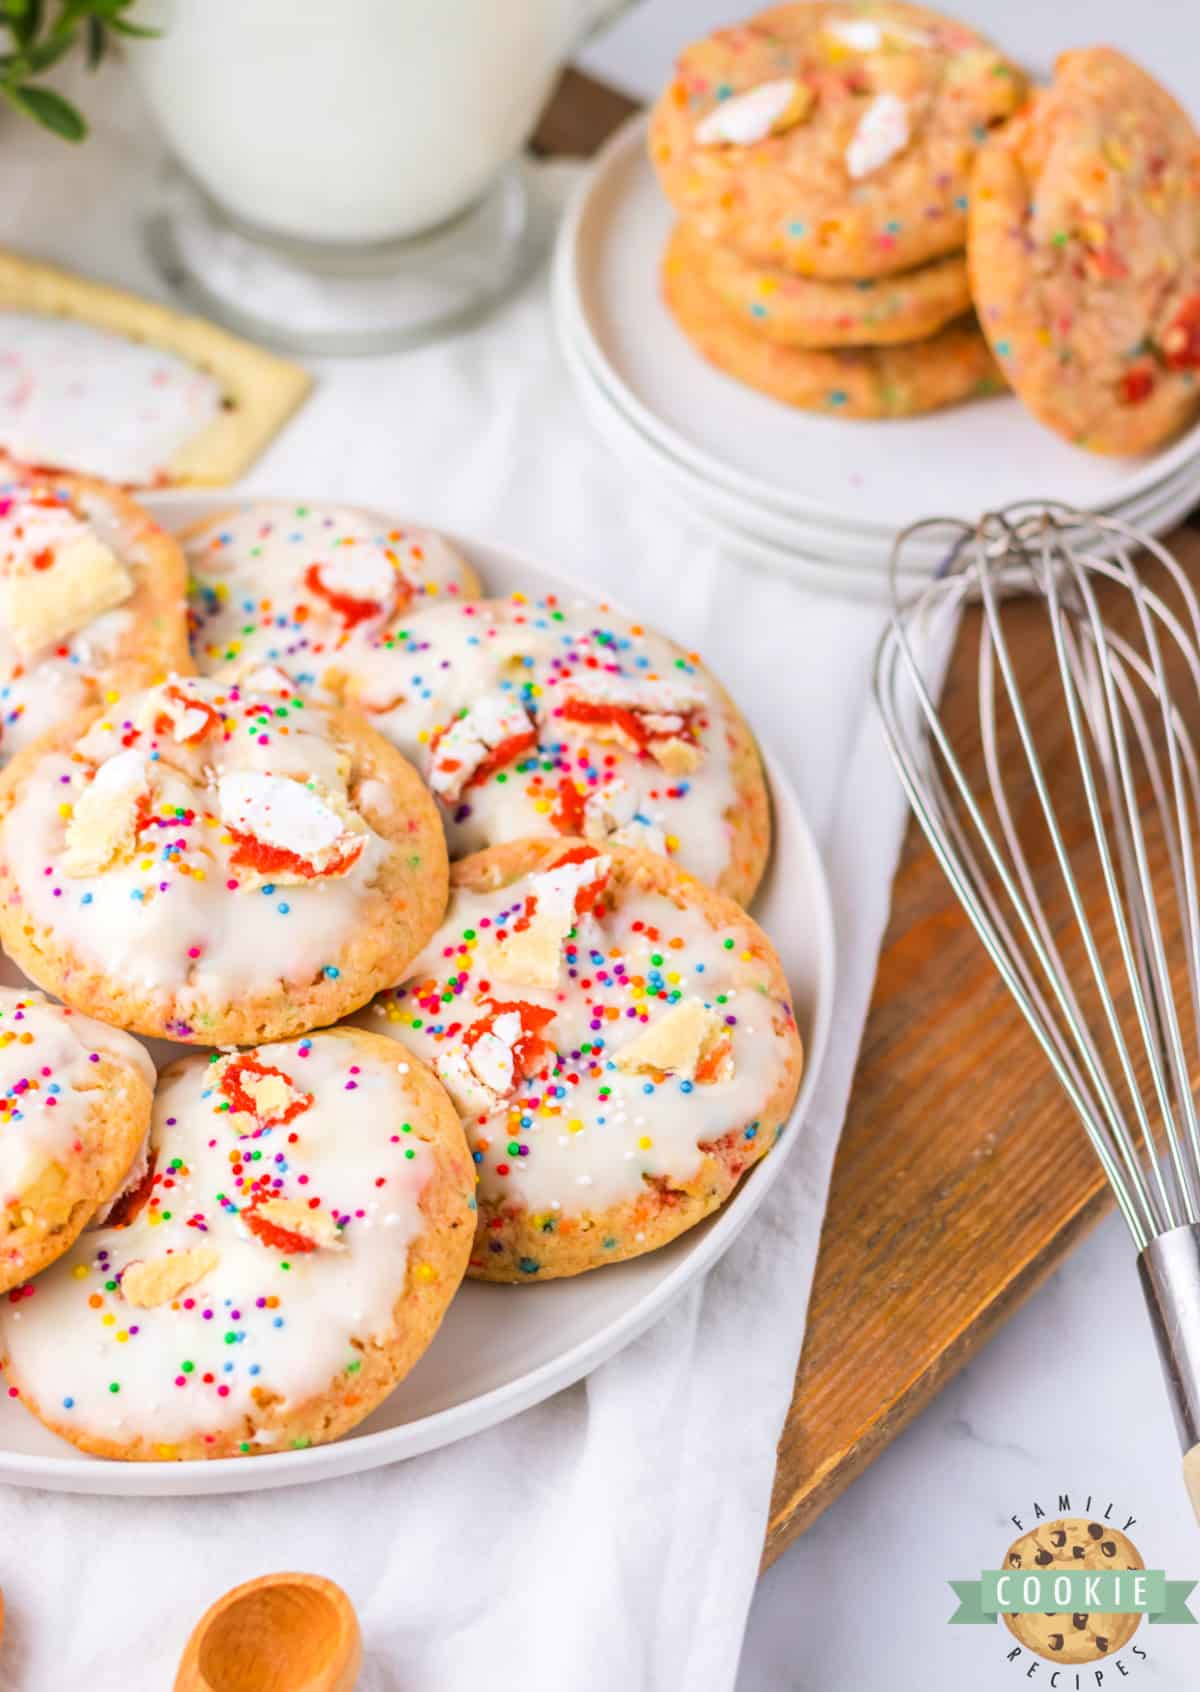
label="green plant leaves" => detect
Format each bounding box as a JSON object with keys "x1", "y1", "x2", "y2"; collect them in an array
[
  {"x1": 108, "y1": 14, "x2": 156, "y2": 36},
  {"x1": 3, "y1": 79, "x2": 86, "y2": 137},
  {"x1": 0, "y1": 0, "x2": 43, "y2": 51},
  {"x1": 0, "y1": 0, "x2": 155, "y2": 140}
]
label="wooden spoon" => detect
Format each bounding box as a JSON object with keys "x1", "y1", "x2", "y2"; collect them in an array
[{"x1": 174, "y1": 1572, "x2": 361, "y2": 1692}]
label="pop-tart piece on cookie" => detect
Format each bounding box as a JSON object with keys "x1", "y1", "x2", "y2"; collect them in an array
[
  {"x1": 370, "y1": 839, "x2": 804, "y2": 1281},
  {"x1": 0, "y1": 672, "x2": 448, "y2": 1045},
  {"x1": 0, "y1": 1028, "x2": 473, "y2": 1460},
  {"x1": 0, "y1": 467, "x2": 190, "y2": 766}
]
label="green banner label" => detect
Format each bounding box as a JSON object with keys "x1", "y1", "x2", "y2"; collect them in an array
[{"x1": 949, "y1": 1571, "x2": 1197, "y2": 1626}]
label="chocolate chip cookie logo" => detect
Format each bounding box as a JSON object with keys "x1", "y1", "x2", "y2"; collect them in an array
[{"x1": 949, "y1": 1500, "x2": 1197, "y2": 1676}]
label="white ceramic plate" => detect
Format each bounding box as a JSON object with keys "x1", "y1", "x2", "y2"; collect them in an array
[
  {"x1": 566, "y1": 340, "x2": 921, "y2": 599},
  {"x1": 559, "y1": 115, "x2": 1200, "y2": 538},
  {"x1": 576, "y1": 378, "x2": 1200, "y2": 585},
  {"x1": 558, "y1": 260, "x2": 1198, "y2": 554},
  {"x1": 555, "y1": 229, "x2": 974, "y2": 567},
  {"x1": 0, "y1": 491, "x2": 836, "y2": 1495},
  {"x1": 579, "y1": 401, "x2": 1200, "y2": 598},
  {"x1": 555, "y1": 254, "x2": 944, "y2": 586},
  {"x1": 560, "y1": 286, "x2": 1200, "y2": 597}
]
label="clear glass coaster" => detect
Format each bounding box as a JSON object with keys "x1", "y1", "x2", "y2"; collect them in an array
[{"x1": 143, "y1": 160, "x2": 543, "y2": 357}]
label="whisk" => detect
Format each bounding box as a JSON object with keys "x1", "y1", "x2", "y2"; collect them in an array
[{"x1": 874, "y1": 500, "x2": 1200, "y2": 1520}]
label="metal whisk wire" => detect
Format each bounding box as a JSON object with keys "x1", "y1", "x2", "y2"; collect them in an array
[{"x1": 874, "y1": 503, "x2": 1200, "y2": 1508}]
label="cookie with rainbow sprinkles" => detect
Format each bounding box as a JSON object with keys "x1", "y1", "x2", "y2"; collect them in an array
[
  {"x1": 649, "y1": 1, "x2": 1023, "y2": 281},
  {"x1": 313, "y1": 592, "x2": 770, "y2": 907},
  {"x1": 664, "y1": 229, "x2": 1001, "y2": 415},
  {"x1": 368, "y1": 838, "x2": 803, "y2": 1282},
  {"x1": 969, "y1": 47, "x2": 1200, "y2": 456},
  {"x1": 0, "y1": 466, "x2": 190, "y2": 768},
  {"x1": 0, "y1": 1027, "x2": 474, "y2": 1461},
  {"x1": 0, "y1": 672, "x2": 448, "y2": 1046},
  {"x1": 183, "y1": 499, "x2": 482, "y2": 682},
  {"x1": 675, "y1": 218, "x2": 972, "y2": 347},
  {"x1": 0, "y1": 986, "x2": 154, "y2": 1293}
]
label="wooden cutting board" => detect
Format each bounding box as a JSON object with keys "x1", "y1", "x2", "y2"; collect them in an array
[{"x1": 533, "y1": 68, "x2": 1200, "y2": 1569}]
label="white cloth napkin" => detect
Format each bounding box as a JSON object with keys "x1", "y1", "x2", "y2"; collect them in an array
[{"x1": 0, "y1": 81, "x2": 914, "y2": 1692}]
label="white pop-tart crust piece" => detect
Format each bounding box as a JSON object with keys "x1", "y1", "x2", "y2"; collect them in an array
[
  {"x1": 612, "y1": 998, "x2": 732, "y2": 1081},
  {"x1": 474, "y1": 850, "x2": 610, "y2": 989}
]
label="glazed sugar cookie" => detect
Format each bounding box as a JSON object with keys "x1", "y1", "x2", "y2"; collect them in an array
[
  {"x1": 184, "y1": 500, "x2": 483, "y2": 680},
  {"x1": 370, "y1": 840, "x2": 803, "y2": 1281},
  {"x1": 970, "y1": 49, "x2": 1200, "y2": 456},
  {"x1": 325, "y1": 593, "x2": 769, "y2": 905},
  {"x1": 0, "y1": 1028, "x2": 474, "y2": 1460},
  {"x1": 649, "y1": 2, "x2": 1024, "y2": 280},
  {"x1": 0, "y1": 986, "x2": 154, "y2": 1292},
  {"x1": 664, "y1": 243, "x2": 1001, "y2": 414},
  {"x1": 0, "y1": 467, "x2": 190, "y2": 767},
  {"x1": 1001, "y1": 1519, "x2": 1143, "y2": 1663},
  {"x1": 0, "y1": 673, "x2": 448, "y2": 1045},
  {"x1": 673, "y1": 220, "x2": 972, "y2": 347}
]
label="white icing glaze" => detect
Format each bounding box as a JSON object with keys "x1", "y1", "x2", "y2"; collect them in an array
[
  {"x1": 695, "y1": 78, "x2": 801, "y2": 146},
  {"x1": 347, "y1": 597, "x2": 741, "y2": 889},
  {"x1": 240, "y1": 663, "x2": 294, "y2": 695},
  {"x1": 846, "y1": 91, "x2": 910, "y2": 179},
  {"x1": 0, "y1": 1034, "x2": 438, "y2": 1447},
  {"x1": 186, "y1": 500, "x2": 475, "y2": 683},
  {"x1": 0, "y1": 489, "x2": 92, "y2": 564},
  {"x1": 90, "y1": 746, "x2": 149, "y2": 799},
  {"x1": 0, "y1": 312, "x2": 222, "y2": 485},
  {"x1": 0, "y1": 479, "x2": 155, "y2": 767},
  {"x1": 0, "y1": 985, "x2": 152, "y2": 1206},
  {"x1": 91, "y1": 1129, "x2": 152, "y2": 1228},
  {"x1": 358, "y1": 778, "x2": 396, "y2": 822},
  {"x1": 1, "y1": 675, "x2": 392, "y2": 1031},
  {"x1": 370, "y1": 851, "x2": 796, "y2": 1215},
  {"x1": 825, "y1": 18, "x2": 884, "y2": 49},
  {"x1": 824, "y1": 17, "x2": 932, "y2": 49}
]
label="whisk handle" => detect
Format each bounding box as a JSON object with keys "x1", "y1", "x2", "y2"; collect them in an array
[
  {"x1": 1184, "y1": 1448, "x2": 1200, "y2": 1527},
  {"x1": 1139, "y1": 1226, "x2": 1200, "y2": 1526}
]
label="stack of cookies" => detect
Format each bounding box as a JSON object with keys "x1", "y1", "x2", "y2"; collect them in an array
[
  {"x1": 0, "y1": 470, "x2": 804, "y2": 1461},
  {"x1": 650, "y1": 6, "x2": 1200, "y2": 457},
  {"x1": 649, "y1": 1, "x2": 1024, "y2": 419}
]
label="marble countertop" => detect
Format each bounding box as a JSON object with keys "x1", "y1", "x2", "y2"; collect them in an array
[
  {"x1": 737, "y1": 1213, "x2": 1197, "y2": 1689},
  {"x1": 583, "y1": 3, "x2": 1200, "y2": 1685}
]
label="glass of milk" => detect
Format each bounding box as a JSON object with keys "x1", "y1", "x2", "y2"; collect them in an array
[{"x1": 132, "y1": 0, "x2": 635, "y2": 353}]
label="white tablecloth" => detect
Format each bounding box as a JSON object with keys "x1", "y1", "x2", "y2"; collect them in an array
[{"x1": 0, "y1": 78, "x2": 914, "y2": 1692}]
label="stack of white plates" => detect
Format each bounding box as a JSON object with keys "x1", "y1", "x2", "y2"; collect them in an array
[{"x1": 553, "y1": 115, "x2": 1200, "y2": 600}]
